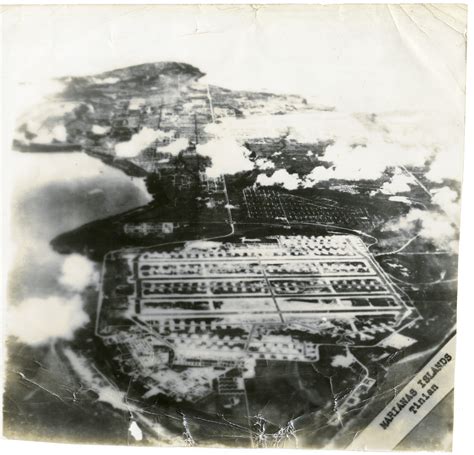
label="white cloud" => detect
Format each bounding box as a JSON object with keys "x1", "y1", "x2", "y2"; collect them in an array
[
  {"x1": 15, "y1": 100, "x2": 80, "y2": 144},
  {"x1": 157, "y1": 137, "x2": 189, "y2": 155},
  {"x1": 115, "y1": 127, "x2": 171, "y2": 158},
  {"x1": 20, "y1": 100, "x2": 78, "y2": 128},
  {"x1": 379, "y1": 169, "x2": 415, "y2": 195},
  {"x1": 59, "y1": 254, "x2": 97, "y2": 291},
  {"x1": 304, "y1": 138, "x2": 432, "y2": 186},
  {"x1": 257, "y1": 169, "x2": 301, "y2": 190},
  {"x1": 386, "y1": 208, "x2": 458, "y2": 251},
  {"x1": 254, "y1": 158, "x2": 275, "y2": 170},
  {"x1": 431, "y1": 186, "x2": 460, "y2": 222},
  {"x1": 205, "y1": 110, "x2": 462, "y2": 185},
  {"x1": 34, "y1": 124, "x2": 67, "y2": 143},
  {"x1": 204, "y1": 111, "x2": 366, "y2": 144},
  {"x1": 92, "y1": 124, "x2": 110, "y2": 135},
  {"x1": 426, "y1": 148, "x2": 464, "y2": 183},
  {"x1": 331, "y1": 352, "x2": 357, "y2": 368},
  {"x1": 197, "y1": 137, "x2": 254, "y2": 177},
  {"x1": 7, "y1": 254, "x2": 98, "y2": 346},
  {"x1": 8, "y1": 295, "x2": 89, "y2": 345}
]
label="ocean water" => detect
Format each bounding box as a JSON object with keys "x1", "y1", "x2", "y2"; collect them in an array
[{"x1": 7, "y1": 151, "x2": 151, "y2": 302}]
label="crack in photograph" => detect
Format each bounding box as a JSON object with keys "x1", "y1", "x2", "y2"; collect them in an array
[{"x1": 2, "y1": 3, "x2": 467, "y2": 451}]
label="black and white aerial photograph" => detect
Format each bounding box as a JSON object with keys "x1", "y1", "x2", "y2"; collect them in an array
[{"x1": 1, "y1": 3, "x2": 468, "y2": 452}]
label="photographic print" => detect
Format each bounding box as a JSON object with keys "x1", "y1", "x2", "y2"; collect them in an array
[{"x1": 2, "y1": 3, "x2": 467, "y2": 450}]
